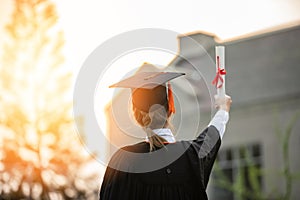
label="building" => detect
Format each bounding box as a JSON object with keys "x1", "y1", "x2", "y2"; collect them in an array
[{"x1": 105, "y1": 22, "x2": 300, "y2": 199}]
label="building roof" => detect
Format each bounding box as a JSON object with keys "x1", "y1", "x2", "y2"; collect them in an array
[{"x1": 168, "y1": 21, "x2": 300, "y2": 107}]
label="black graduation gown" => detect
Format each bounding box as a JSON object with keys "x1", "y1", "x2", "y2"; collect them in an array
[{"x1": 99, "y1": 125, "x2": 221, "y2": 200}]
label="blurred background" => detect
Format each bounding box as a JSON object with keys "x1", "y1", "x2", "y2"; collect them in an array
[{"x1": 0, "y1": 0, "x2": 300, "y2": 199}]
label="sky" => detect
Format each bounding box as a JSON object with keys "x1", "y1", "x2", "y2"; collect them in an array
[
  {"x1": 1, "y1": 0, "x2": 299, "y2": 76},
  {"x1": 0, "y1": 0, "x2": 300, "y2": 163},
  {"x1": 50, "y1": 0, "x2": 300, "y2": 74}
]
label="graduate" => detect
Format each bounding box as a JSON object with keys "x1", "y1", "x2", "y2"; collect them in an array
[{"x1": 99, "y1": 65, "x2": 232, "y2": 200}]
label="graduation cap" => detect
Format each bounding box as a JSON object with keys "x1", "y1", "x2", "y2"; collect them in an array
[{"x1": 109, "y1": 71, "x2": 185, "y2": 114}]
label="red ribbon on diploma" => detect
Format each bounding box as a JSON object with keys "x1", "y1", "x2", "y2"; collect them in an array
[{"x1": 212, "y1": 56, "x2": 226, "y2": 88}]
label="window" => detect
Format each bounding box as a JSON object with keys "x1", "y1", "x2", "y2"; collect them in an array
[{"x1": 209, "y1": 143, "x2": 263, "y2": 200}]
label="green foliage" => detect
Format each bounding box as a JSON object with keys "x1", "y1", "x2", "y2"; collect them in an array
[
  {"x1": 213, "y1": 149, "x2": 264, "y2": 200},
  {"x1": 212, "y1": 110, "x2": 300, "y2": 200},
  {"x1": 275, "y1": 110, "x2": 300, "y2": 200}
]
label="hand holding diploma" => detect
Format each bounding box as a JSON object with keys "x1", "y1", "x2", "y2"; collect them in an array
[{"x1": 214, "y1": 94, "x2": 232, "y2": 112}]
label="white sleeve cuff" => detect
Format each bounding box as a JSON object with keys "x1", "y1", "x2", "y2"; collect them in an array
[{"x1": 208, "y1": 110, "x2": 229, "y2": 139}]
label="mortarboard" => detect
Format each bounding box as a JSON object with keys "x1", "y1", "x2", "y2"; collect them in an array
[{"x1": 109, "y1": 71, "x2": 185, "y2": 114}]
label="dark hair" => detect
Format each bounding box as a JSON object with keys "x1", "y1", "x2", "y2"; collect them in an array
[{"x1": 132, "y1": 103, "x2": 173, "y2": 151}]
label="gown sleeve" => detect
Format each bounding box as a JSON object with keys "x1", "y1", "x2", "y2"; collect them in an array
[
  {"x1": 191, "y1": 125, "x2": 222, "y2": 189},
  {"x1": 190, "y1": 110, "x2": 229, "y2": 188}
]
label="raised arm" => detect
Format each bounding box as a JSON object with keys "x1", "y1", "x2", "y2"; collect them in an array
[
  {"x1": 191, "y1": 95, "x2": 232, "y2": 188},
  {"x1": 208, "y1": 95, "x2": 232, "y2": 139}
]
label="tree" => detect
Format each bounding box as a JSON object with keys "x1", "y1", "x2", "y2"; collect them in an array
[{"x1": 0, "y1": 0, "x2": 100, "y2": 199}]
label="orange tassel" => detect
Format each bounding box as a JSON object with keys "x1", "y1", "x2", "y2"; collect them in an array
[{"x1": 168, "y1": 82, "x2": 175, "y2": 115}]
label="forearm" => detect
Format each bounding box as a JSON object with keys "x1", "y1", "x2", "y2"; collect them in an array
[{"x1": 208, "y1": 109, "x2": 229, "y2": 139}]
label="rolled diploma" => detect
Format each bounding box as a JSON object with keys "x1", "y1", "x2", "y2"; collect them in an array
[{"x1": 216, "y1": 46, "x2": 226, "y2": 98}]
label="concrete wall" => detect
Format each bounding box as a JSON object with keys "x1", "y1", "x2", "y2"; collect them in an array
[{"x1": 170, "y1": 25, "x2": 300, "y2": 199}]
